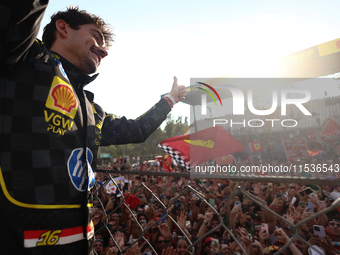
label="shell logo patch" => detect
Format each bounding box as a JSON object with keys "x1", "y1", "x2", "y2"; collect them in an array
[{"x1": 46, "y1": 76, "x2": 79, "y2": 118}]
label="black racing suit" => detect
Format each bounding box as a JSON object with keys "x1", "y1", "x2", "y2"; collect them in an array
[{"x1": 0, "y1": 1, "x2": 171, "y2": 254}]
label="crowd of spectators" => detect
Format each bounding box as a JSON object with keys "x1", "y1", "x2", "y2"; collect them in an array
[{"x1": 91, "y1": 157, "x2": 340, "y2": 255}]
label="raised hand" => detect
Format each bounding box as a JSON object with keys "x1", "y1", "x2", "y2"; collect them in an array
[
  {"x1": 161, "y1": 247, "x2": 176, "y2": 255},
  {"x1": 169, "y1": 76, "x2": 186, "y2": 103},
  {"x1": 158, "y1": 223, "x2": 171, "y2": 240},
  {"x1": 176, "y1": 210, "x2": 187, "y2": 230},
  {"x1": 114, "y1": 231, "x2": 125, "y2": 249}
]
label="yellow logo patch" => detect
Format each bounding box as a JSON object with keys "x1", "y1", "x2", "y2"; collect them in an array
[
  {"x1": 183, "y1": 139, "x2": 215, "y2": 148},
  {"x1": 46, "y1": 76, "x2": 78, "y2": 118}
]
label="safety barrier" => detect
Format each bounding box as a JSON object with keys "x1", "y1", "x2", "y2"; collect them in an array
[{"x1": 92, "y1": 169, "x2": 340, "y2": 255}]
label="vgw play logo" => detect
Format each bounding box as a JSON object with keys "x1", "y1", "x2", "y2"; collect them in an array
[{"x1": 197, "y1": 82, "x2": 312, "y2": 128}]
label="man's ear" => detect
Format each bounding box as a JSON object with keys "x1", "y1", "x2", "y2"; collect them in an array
[{"x1": 55, "y1": 20, "x2": 69, "y2": 38}]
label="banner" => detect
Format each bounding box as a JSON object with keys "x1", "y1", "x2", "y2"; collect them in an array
[
  {"x1": 282, "y1": 139, "x2": 308, "y2": 162},
  {"x1": 104, "y1": 176, "x2": 126, "y2": 194},
  {"x1": 249, "y1": 142, "x2": 264, "y2": 152},
  {"x1": 162, "y1": 154, "x2": 172, "y2": 172},
  {"x1": 157, "y1": 126, "x2": 245, "y2": 169}
]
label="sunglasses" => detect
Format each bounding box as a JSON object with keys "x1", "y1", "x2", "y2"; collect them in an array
[{"x1": 329, "y1": 222, "x2": 340, "y2": 228}]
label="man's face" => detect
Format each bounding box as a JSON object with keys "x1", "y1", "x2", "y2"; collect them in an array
[
  {"x1": 65, "y1": 23, "x2": 108, "y2": 74},
  {"x1": 157, "y1": 236, "x2": 166, "y2": 251},
  {"x1": 243, "y1": 197, "x2": 252, "y2": 206},
  {"x1": 93, "y1": 206, "x2": 103, "y2": 218},
  {"x1": 112, "y1": 213, "x2": 119, "y2": 223},
  {"x1": 211, "y1": 220, "x2": 219, "y2": 229},
  {"x1": 93, "y1": 241, "x2": 103, "y2": 255},
  {"x1": 328, "y1": 221, "x2": 340, "y2": 236}
]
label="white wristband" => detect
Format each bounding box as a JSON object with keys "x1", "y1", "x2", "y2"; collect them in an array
[{"x1": 164, "y1": 94, "x2": 176, "y2": 105}]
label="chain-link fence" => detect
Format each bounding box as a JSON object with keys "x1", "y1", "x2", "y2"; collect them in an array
[{"x1": 91, "y1": 169, "x2": 340, "y2": 255}]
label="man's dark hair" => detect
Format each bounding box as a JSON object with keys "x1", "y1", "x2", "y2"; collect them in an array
[{"x1": 42, "y1": 6, "x2": 114, "y2": 49}]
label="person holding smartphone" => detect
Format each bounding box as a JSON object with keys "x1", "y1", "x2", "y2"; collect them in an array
[{"x1": 327, "y1": 218, "x2": 340, "y2": 246}]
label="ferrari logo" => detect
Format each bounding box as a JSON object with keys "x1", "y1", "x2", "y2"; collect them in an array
[{"x1": 254, "y1": 143, "x2": 261, "y2": 150}]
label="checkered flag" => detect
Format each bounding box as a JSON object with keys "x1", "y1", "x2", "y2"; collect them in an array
[{"x1": 157, "y1": 143, "x2": 191, "y2": 171}]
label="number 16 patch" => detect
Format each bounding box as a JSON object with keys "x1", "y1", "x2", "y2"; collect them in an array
[{"x1": 24, "y1": 224, "x2": 94, "y2": 247}]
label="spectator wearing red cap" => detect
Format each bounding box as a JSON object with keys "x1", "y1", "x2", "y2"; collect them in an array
[{"x1": 201, "y1": 237, "x2": 212, "y2": 255}]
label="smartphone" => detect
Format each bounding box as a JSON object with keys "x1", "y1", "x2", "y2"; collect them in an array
[
  {"x1": 261, "y1": 223, "x2": 269, "y2": 239},
  {"x1": 235, "y1": 201, "x2": 241, "y2": 207},
  {"x1": 220, "y1": 238, "x2": 229, "y2": 248},
  {"x1": 275, "y1": 193, "x2": 282, "y2": 198},
  {"x1": 144, "y1": 205, "x2": 149, "y2": 210},
  {"x1": 186, "y1": 220, "x2": 191, "y2": 228},
  {"x1": 211, "y1": 238, "x2": 219, "y2": 249},
  {"x1": 283, "y1": 191, "x2": 288, "y2": 201},
  {"x1": 143, "y1": 252, "x2": 152, "y2": 255},
  {"x1": 305, "y1": 188, "x2": 313, "y2": 195},
  {"x1": 305, "y1": 202, "x2": 314, "y2": 212},
  {"x1": 141, "y1": 219, "x2": 147, "y2": 228},
  {"x1": 291, "y1": 197, "x2": 296, "y2": 204},
  {"x1": 245, "y1": 221, "x2": 252, "y2": 230},
  {"x1": 209, "y1": 199, "x2": 216, "y2": 207},
  {"x1": 313, "y1": 225, "x2": 326, "y2": 240},
  {"x1": 268, "y1": 183, "x2": 273, "y2": 190},
  {"x1": 299, "y1": 201, "x2": 304, "y2": 207},
  {"x1": 242, "y1": 207, "x2": 249, "y2": 214}
]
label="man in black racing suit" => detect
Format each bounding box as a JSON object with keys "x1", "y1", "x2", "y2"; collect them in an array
[{"x1": 0, "y1": 1, "x2": 186, "y2": 254}]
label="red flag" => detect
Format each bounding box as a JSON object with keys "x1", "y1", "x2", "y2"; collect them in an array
[
  {"x1": 282, "y1": 139, "x2": 308, "y2": 162},
  {"x1": 215, "y1": 155, "x2": 234, "y2": 165},
  {"x1": 250, "y1": 142, "x2": 264, "y2": 152},
  {"x1": 162, "y1": 154, "x2": 172, "y2": 172},
  {"x1": 307, "y1": 149, "x2": 322, "y2": 157},
  {"x1": 322, "y1": 118, "x2": 340, "y2": 136},
  {"x1": 158, "y1": 126, "x2": 245, "y2": 169},
  {"x1": 317, "y1": 117, "x2": 340, "y2": 144},
  {"x1": 123, "y1": 193, "x2": 140, "y2": 210}
]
